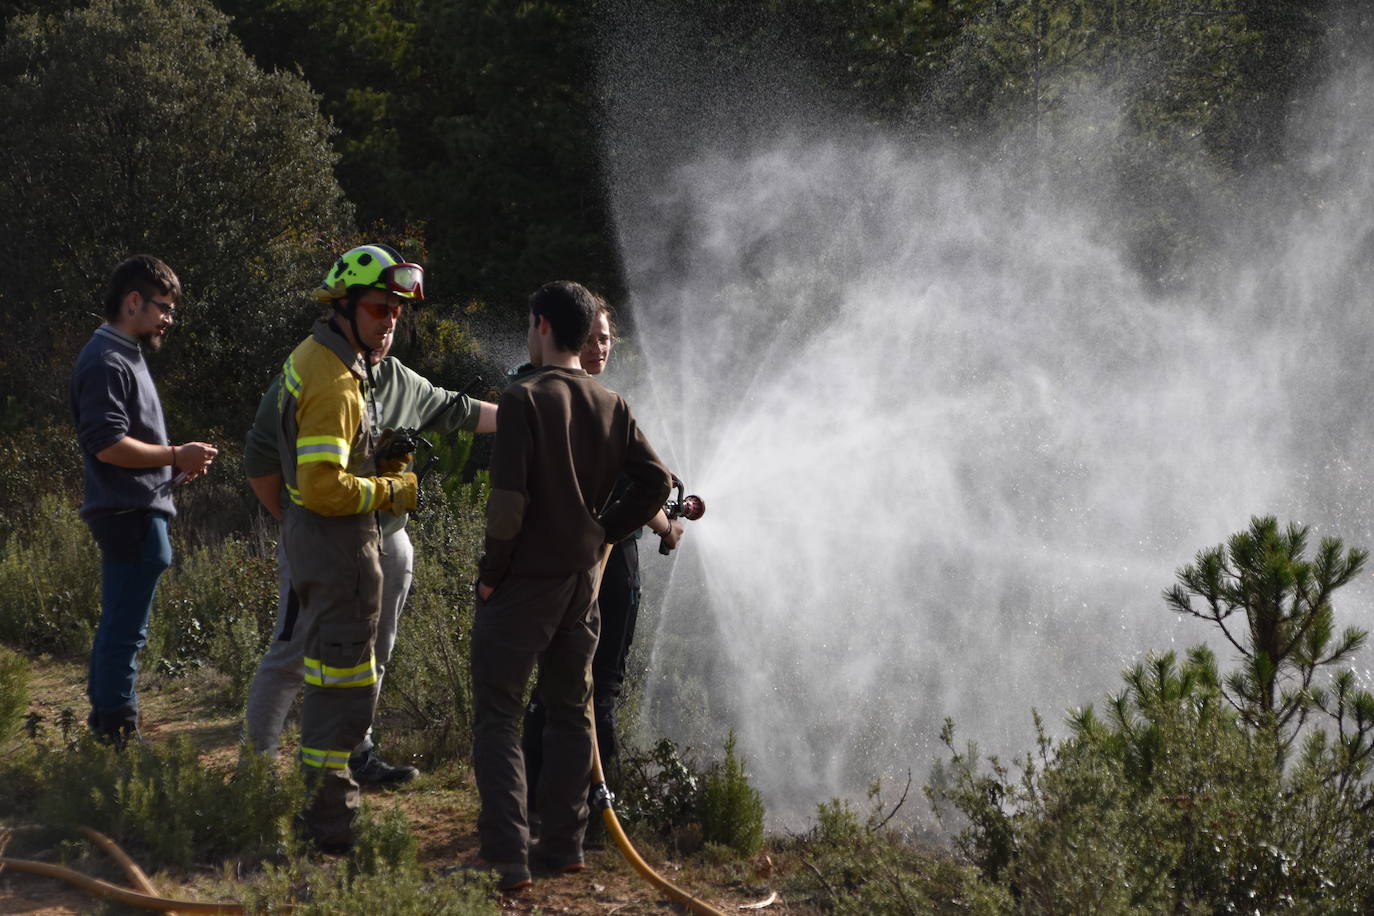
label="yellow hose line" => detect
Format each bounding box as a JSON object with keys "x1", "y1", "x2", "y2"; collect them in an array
[
  {"x1": 596, "y1": 804, "x2": 728, "y2": 916},
  {"x1": 0, "y1": 856, "x2": 246, "y2": 913},
  {"x1": 77, "y1": 826, "x2": 174, "y2": 913},
  {"x1": 586, "y1": 547, "x2": 727, "y2": 916}
]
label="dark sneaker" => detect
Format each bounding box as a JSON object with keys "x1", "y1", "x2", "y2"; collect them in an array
[
  {"x1": 349, "y1": 749, "x2": 419, "y2": 787},
  {"x1": 531, "y1": 843, "x2": 584, "y2": 874},
  {"x1": 447, "y1": 858, "x2": 532, "y2": 892}
]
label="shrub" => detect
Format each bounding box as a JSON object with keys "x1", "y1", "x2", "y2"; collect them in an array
[
  {"x1": 149, "y1": 535, "x2": 277, "y2": 708},
  {"x1": 787, "y1": 785, "x2": 1009, "y2": 915},
  {"x1": 0, "y1": 645, "x2": 29, "y2": 745},
  {"x1": 617, "y1": 737, "x2": 705, "y2": 842},
  {"x1": 930, "y1": 653, "x2": 1374, "y2": 911},
  {"x1": 30, "y1": 736, "x2": 298, "y2": 868},
  {"x1": 243, "y1": 854, "x2": 498, "y2": 916},
  {"x1": 0, "y1": 492, "x2": 101, "y2": 655},
  {"x1": 700, "y1": 731, "x2": 765, "y2": 857},
  {"x1": 374, "y1": 462, "x2": 487, "y2": 764}
]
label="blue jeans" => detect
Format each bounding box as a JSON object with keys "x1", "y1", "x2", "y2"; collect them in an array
[{"x1": 87, "y1": 512, "x2": 172, "y2": 726}]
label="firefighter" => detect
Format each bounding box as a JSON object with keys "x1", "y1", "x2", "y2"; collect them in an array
[
  {"x1": 275, "y1": 243, "x2": 424, "y2": 852},
  {"x1": 242, "y1": 317, "x2": 497, "y2": 785}
]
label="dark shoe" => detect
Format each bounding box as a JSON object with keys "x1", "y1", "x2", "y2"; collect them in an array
[
  {"x1": 531, "y1": 843, "x2": 584, "y2": 874},
  {"x1": 447, "y1": 857, "x2": 532, "y2": 892},
  {"x1": 292, "y1": 814, "x2": 353, "y2": 855},
  {"x1": 349, "y1": 749, "x2": 419, "y2": 787},
  {"x1": 88, "y1": 708, "x2": 140, "y2": 750}
]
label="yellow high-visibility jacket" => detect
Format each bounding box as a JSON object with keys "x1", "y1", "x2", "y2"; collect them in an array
[{"x1": 276, "y1": 318, "x2": 407, "y2": 516}]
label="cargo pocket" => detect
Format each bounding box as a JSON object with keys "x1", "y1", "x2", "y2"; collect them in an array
[{"x1": 305, "y1": 621, "x2": 377, "y2": 690}]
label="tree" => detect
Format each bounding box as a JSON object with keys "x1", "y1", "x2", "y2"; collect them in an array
[
  {"x1": 0, "y1": 0, "x2": 351, "y2": 433},
  {"x1": 214, "y1": 0, "x2": 422, "y2": 230},
  {"x1": 1164, "y1": 515, "x2": 1368, "y2": 757},
  {"x1": 412, "y1": 0, "x2": 621, "y2": 316}
]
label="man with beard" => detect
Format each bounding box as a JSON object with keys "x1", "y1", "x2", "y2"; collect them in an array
[{"x1": 70, "y1": 254, "x2": 218, "y2": 747}]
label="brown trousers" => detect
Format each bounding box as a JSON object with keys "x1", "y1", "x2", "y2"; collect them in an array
[
  {"x1": 283, "y1": 508, "x2": 383, "y2": 846},
  {"x1": 471, "y1": 567, "x2": 599, "y2": 865}
]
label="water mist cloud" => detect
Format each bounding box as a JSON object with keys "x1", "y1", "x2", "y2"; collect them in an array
[{"x1": 596, "y1": 14, "x2": 1374, "y2": 822}]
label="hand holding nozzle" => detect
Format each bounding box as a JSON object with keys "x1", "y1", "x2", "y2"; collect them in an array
[
  {"x1": 659, "y1": 475, "x2": 705, "y2": 555},
  {"x1": 376, "y1": 427, "x2": 437, "y2": 509}
]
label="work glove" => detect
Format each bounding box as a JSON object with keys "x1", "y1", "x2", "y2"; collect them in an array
[
  {"x1": 375, "y1": 427, "x2": 416, "y2": 474},
  {"x1": 380, "y1": 471, "x2": 419, "y2": 513},
  {"x1": 377, "y1": 452, "x2": 413, "y2": 475}
]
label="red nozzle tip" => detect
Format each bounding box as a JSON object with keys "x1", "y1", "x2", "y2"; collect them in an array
[{"x1": 683, "y1": 495, "x2": 705, "y2": 521}]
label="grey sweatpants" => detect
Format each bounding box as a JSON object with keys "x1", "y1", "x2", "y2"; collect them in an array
[{"x1": 243, "y1": 526, "x2": 413, "y2": 756}]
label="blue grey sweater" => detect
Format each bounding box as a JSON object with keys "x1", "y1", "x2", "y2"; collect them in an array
[{"x1": 70, "y1": 325, "x2": 176, "y2": 521}]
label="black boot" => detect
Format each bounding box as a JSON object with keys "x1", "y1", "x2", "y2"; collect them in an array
[
  {"x1": 88, "y1": 707, "x2": 140, "y2": 750},
  {"x1": 348, "y1": 749, "x2": 419, "y2": 788}
]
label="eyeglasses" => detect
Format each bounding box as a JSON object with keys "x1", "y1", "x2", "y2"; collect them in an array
[
  {"x1": 144, "y1": 295, "x2": 176, "y2": 317},
  {"x1": 357, "y1": 298, "x2": 405, "y2": 320},
  {"x1": 381, "y1": 263, "x2": 424, "y2": 299}
]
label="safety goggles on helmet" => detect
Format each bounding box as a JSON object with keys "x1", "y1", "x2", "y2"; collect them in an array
[
  {"x1": 315, "y1": 244, "x2": 426, "y2": 303},
  {"x1": 382, "y1": 263, "x2": 424, "y2": 299}
]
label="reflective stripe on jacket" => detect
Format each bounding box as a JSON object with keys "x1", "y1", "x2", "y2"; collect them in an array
[{"x1": 276, "y1": 318, "x2": 408, "y2": 517}]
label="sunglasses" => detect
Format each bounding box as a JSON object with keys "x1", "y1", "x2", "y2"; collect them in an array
[{"x1": 357, "y1": 298, "x2": 405, "y2": 320}]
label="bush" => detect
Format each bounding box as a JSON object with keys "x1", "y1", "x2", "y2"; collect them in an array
[
  {"x1": 373, "y1": 460, "x2": 487, "y2": 765},
  {"x1": 0, "y1": 645, "x2": 28, "y2": 745},
  {"x1": 149, "y1": 535, "x2": 277, "y2": 708},
  {"x1": 239, "y1": 802, "x2": 496, "y2": 915},
  {"x1": 926, "y1": 519, "x2": 1374, "y2": 912},
  {"x1": 786, "y1": 786, "x2": 1009, "y2": 915},
  {"x1": 930, "y1": 651, "x2": 1374, "y2": 912},
  {"x1": 243, "y1": 853, "x2": 498, "y2": 916},
  {"x1": 24, "y1": 736, "x2": 298, "y2": 868},
  {"x1": 0, "y1": 492, "x2": 101, "y2": 655},
  {"x1": 617, "y1": 737, "x2": 705, "y2": 843},
  {"x1": 700, "y1": 731, "x2": 765, "y2": 857}
]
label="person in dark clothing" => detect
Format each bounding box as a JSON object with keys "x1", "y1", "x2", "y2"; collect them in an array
[
  {"x1": 469, "y1": 281, "x2": 671, "y2": 892},
  {"x1": 70, "y1": 255, "x2": 218, "y2": 745},
  {"x1": 521, "y1": 302, "x2": 684, "y2": 830}
]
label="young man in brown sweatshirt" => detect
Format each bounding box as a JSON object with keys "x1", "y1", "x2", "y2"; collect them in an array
[{"x1": 470, "y1": 281, "x2": 672, "y2": 890}]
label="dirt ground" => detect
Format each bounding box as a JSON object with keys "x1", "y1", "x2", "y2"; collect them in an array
[{"x1": 0, "y1": 660, "x2": 789, "y2": 915}]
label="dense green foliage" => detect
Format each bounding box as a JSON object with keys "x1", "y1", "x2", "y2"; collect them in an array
[
  {"x1": 0, "y1": 0, "x2": 351, "y2": 435},
  {"x1": 0, "y1": 646, "x2": 26, "y2": 745},
  {"x1": 701, "y1": 731, "x2": 765, "y2": 856},
  {"x1": 783, "y1": 788, "x2": 1009, "y2": 914},
  {"x1": 928, "y1": 519, "x2": 1374, "y2": 912},
  {"x1": 0, "y1": 735, "x2": 295, "y2": 867}
]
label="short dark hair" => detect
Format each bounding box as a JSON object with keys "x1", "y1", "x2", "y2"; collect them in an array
[
  {"x1": 102, "y1": 255, "x2": 181, "y2": 321},
  {"x1": 529, "y1": 281, "x2": 596, "y2": 353}
]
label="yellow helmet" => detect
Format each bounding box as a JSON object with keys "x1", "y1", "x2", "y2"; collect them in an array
[{"x1": 314, "y1": 244, "x2": 425, "y2": 303}]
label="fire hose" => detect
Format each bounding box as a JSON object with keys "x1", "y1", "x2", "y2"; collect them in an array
[
  {"x1": 587, "y1": 478, "x2": 726, "y2": 916},
  {"x1": 0, "y1": 827, "x2": 248, "y2": 913}
]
